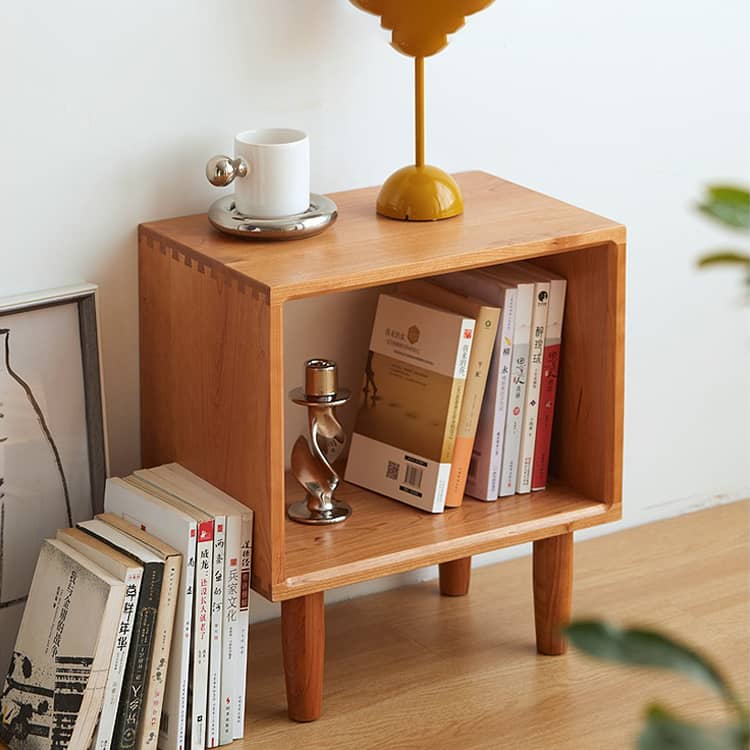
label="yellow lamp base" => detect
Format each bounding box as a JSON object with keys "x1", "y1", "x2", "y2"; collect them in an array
[{"x1": 376, "y1": 165, "x2": 464, "y2": 221}]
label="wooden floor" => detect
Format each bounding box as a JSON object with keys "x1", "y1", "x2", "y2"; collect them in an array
[{"x1": 241, "y1": 501, "x2": 748, "y2": 750}]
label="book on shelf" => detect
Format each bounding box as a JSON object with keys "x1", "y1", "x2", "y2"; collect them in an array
[
  {"x1": 345, "y1": 292, "x2": 476, "y2": 513},
  {"x1": 397, "y1": 278, "x2": 500, "y2": 508},
  {"x1": 527, "y1": 266, "x2": 567, "y2": 491},
  {"x1": 489, "y1": 262, "x2": 566, "y2": 493},
  {"x1": 511, "y1": 270, "x2": 550, "y2": 494},
  {"x1": 434, "y1": 271, "x2": 517, "y2": 502},
  {"x1": 479, "y1": 268, "x2": 536, "y2": 498},
  {"x1": 103, "y1": 476, "x2": 208, "y2": 750},
  {"x1": 134, "y1": 464, "x2": 254, "y2": 744},
  {"x1": 97, "y1": 513, "x2": 182, "y2": 750},
  {"x1": 77, "y1": 518, "x2": 165, "y2": 750},
  {"x1": 54, "y1": 527, "x2": 144, "y2": 750},
  {"x1": 0, "y1": 539, "x2": 126, "y2": 750}
]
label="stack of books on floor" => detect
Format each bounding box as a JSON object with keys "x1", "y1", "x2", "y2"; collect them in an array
[
  {"x1": 0, "y1": 464, "x2": 253, "y2": 750},
  {"x1": 345, "y1": 261, "x2": 567, "y2": 513}
]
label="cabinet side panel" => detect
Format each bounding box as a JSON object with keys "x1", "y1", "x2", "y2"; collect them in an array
[
  {"x1": 139, "y1": 234, "x2": 280, "y2": 598},
  {"x1": 540, "y1": 242, "x2": 624, "y2": 504}
]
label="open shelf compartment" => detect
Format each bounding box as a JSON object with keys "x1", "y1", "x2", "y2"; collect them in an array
[{"x1": 278, "y1": 241, "x2": 623, "y2": 600}]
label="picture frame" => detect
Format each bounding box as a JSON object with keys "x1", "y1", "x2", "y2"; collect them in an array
[{"x1": 0, "y1": 283, "x2": 107, "y2": 671}]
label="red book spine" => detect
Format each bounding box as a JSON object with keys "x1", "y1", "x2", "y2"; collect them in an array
[{"x1": 531, "y1": 343, "x2": 560, "y2": 490}]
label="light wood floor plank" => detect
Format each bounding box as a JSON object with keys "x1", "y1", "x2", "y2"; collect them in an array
[{"x1": 241, "y1": 501, "x2": 748, "y2": 749}]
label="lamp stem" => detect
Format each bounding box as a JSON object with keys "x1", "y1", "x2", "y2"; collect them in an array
[{"x1": 415, "y1": 56, "x2": 424, "y2": 168}]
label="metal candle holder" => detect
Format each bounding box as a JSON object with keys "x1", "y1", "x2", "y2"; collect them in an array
[{"x1": 287, "y1": 359, "x2": 353, "y2": 525}]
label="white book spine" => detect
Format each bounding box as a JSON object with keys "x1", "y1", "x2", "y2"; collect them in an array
[
  {"x1": 192, "y1": 520, "x2": 214, "y2": 750},
  {"x1": 516, "y1": 282, "x2": 550, "y2": 493},
  {"x1": 160, "y1": 538, "x2": 194, "y2": 750},
  {"x1": 206, "y1": 515, "x2": 226, "y2": 748},
  {"x1": 499, "y1": 283, "x2": 534, "y2": 497},
  {"x1": 472, "y1": 288, "x2": 516, "y2": 499},
  {"x1": 94, "y1": 567, "x2": 143, "y2": 750},
  {"x1": 233, "y1": 518, "x2": 252, "y2": 739},
  {"x1": 219, "y1": 517, "x2": 241, "y2": 745}
]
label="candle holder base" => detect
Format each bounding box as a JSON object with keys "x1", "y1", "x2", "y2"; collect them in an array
[{"x1": 287, "y1": 498, "x2": 352, "y2": 525}]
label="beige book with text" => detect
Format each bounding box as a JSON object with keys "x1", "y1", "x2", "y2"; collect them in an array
[{"x1": 398, "y1": 279, "x2": 500, "y2": 507}]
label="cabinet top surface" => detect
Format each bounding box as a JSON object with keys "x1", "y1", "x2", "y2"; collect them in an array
[{"x1": 140, "y1": 171, "x2": 624, "y2": 302}]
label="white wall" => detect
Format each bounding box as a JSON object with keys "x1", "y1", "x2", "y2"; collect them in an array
[{"x1": 2, "y1": 0, "x2": 748, "y2": 622}]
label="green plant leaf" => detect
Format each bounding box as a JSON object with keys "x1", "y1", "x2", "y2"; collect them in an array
[
  {"x1": 697, "y1": 185, "x2": 750, "y2": 230},
  {"x1": 638, "y1": 705, "x2": 741, "y2": 750},
  {"x1": 697, "y1": 252, "x2": 750, "y2": 268},
  {"x1": 566, "y1": 622, "x2": 733, "y2": 702}
]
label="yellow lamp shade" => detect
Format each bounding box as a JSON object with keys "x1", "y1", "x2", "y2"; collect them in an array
[{"x1": 351, "y1": 0, "x2": 493, "y2": 58}]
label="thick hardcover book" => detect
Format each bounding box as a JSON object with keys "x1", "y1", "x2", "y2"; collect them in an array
[
  {"x1": 135, "y1": 464, "x2": 254, "y2": 744},
  {"x1": 97, "y1": 508, "x2": 182, "y2": 750},
  {"x1": 0, "y1": 539, "x2": 125, "y2": 750},
  {"x1": 77, "y1": 519, "x2": 164, "y2": 750},
  {"x1": 345, "y1": 293, "x2": 476, "y2": 513},
  {"x1": 435, "y1": 271, "x2": 517, "y2": 501},
  {"x1": 516, "y1": 278, "x2": 550, "y2": 493},
  {"x1": 103, "y1": 478, "x2": 199, "y2": 750},
  {"x1": 398, "y1": 279, "x2": 500, "y2": 508},
  {"x1": 530, "y1": 270, "x2": 567, "y2": 491},
  {"x1": 55, "y1": 528, "x2": 144, "y2": 750}
]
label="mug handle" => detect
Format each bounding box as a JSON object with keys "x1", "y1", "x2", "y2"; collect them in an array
[{"x1": 206, "y1": 155, "x2": 248, "y2": 187}]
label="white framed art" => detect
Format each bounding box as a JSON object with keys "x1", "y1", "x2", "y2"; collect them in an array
[{"x1": 0, "y1": 284, "x2": 107, "y2": 673}]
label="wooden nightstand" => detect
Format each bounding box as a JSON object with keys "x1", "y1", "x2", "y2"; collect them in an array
[{"x1": 139, "y1": 171, "x2": 625, "y2": 723}]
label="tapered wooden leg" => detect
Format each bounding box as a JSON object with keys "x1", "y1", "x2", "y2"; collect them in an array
[
  {"x1": 281, "y1": 592, "x2": 324, "y2": 722},
  {"x1": 533, "y1": 532, "x2": 573, "y2": 655},
  {"x1": 439, "y1": 557, "x2": 472, "y2": 596}
]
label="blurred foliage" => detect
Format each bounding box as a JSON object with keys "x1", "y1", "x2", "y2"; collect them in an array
[
  {"x1": 567, "y1": 621, "x2": 749, "y2": 749},
  {"x1": 696, "y1": 185, "x2": 750, "y2": 290}
]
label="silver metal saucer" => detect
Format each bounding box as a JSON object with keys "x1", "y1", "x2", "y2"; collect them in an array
[
  {"x1": 286, "y1": 500, "x2": 351, "y2": 525},
  {"x1": 207, "y1": 193, "x2": 337, "y2": 241}
]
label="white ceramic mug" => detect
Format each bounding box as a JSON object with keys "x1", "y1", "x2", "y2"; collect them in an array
[{"x1": 231, "y1": 128, "x2": 310, "y2": 218}]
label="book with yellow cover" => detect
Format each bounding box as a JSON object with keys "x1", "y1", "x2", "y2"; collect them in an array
[
  {"x1": 397, "y1": 279, "x2": 500, "y2": 508},
  {"x1": 345, "y1": 293, "x2": 475, "y2": 513}
]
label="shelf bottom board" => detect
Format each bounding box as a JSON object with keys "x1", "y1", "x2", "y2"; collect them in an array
[{"x1": 275, "y1": 479, "x2": 619, "y2": 600}]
